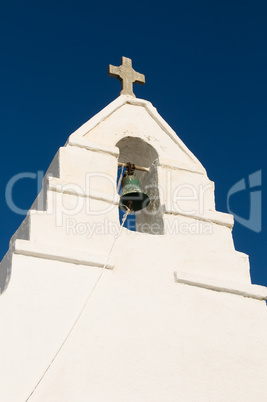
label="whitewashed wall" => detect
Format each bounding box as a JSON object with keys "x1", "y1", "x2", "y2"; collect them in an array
[{"x1": 0, "y1": 95, "x2": 266, "y2": 402}]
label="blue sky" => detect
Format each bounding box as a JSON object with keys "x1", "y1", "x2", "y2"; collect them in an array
[{"x1": 0, "y1": 0, "x2": 266, "y2": 285}]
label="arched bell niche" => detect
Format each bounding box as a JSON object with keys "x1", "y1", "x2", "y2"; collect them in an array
[{"x1": 116, "y1": 137, "x2": 164, "y2": 235}]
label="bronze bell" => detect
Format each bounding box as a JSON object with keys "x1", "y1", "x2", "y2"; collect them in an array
[{"x1": 119, "y1": 170, "x2": 150, "y2": 212}]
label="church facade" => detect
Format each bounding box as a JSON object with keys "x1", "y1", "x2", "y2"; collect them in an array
[{"x1": 0, "y1": 58, "x2": 267, "y2": 401}]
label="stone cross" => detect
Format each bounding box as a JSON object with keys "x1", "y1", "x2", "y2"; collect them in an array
[{"x1": 108, "y1": 57, "x2": 145, "y2": 97}]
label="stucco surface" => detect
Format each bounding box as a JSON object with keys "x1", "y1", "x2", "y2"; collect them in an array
[{"x1": 0, "y1": 95, "x2": 267, "y2": 401}]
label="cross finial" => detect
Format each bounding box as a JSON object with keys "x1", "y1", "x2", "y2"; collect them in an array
[{"x1": 108, "y1": 56, "x2": 145, "y2": 97}]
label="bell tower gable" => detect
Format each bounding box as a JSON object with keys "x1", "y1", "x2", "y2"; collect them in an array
[{"x1": 68, "y1": 95, "x2": 206, "y2": 175}]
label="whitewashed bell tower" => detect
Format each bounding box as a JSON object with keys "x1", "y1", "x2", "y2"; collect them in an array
[{"x1": 0, "y1": 57, "x2": 267, "y2": 402}]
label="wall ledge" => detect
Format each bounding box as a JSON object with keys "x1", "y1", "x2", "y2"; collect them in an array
[
  {"x1": 47, "y1": 177, "x2": 120, "y2": 205},
  {"x1": 174, "y1": 271, "x2": 267, "y2": 300},
  {"x1": 164, "y1": 206, "x2": 234, "y2": 228},
  {"x1": 67, "y1": 137, "x2": 119, "y2": 157},
  {"x1": 12, "y1": 240, "x2": 115, "y2": 270}
]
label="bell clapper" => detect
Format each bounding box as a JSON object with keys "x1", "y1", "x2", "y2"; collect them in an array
[{"x1": 127, "y1": 200, "x2": 134, "y2": 213}]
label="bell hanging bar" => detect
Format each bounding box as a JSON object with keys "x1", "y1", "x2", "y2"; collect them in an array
[{"x1": 118, "y1": 162, "x2": 150, "y2": 173}]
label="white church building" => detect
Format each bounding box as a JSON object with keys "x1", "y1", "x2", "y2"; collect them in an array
[{"x1": 0, "y1": 57, "x2": 267, "y2": 401}]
